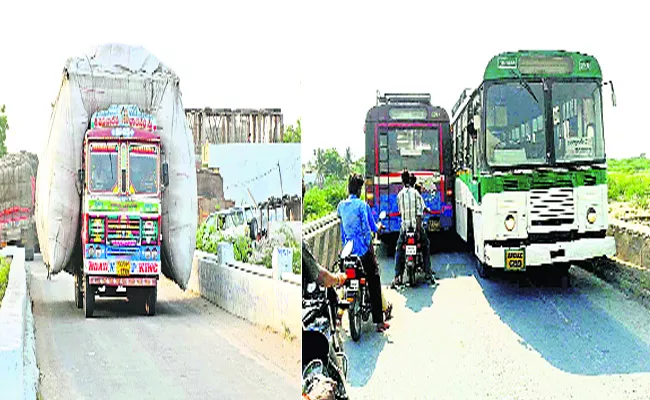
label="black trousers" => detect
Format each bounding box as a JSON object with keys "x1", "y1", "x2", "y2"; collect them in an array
[{"x1": 360, "y1": 248, "x2": 384, "y2": 324}]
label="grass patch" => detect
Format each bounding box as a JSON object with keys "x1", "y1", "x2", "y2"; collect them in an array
[
  {"x1": 608, "y1": 157, "x2": 650, "y2": 210},
  {"x1": 0, "y1": 257, "x2": 11, "y2": 305}
]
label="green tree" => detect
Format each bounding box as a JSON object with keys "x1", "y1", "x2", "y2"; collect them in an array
[
  {"x1": 283, "y1": 118, "x2": 301, "y2": 143},
  {"x1": 0, "y1": 105, "x2": 8, "y2": 158}
]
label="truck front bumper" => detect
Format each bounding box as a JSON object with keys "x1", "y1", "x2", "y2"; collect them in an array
[
  {"x1": 484, "y1": 236, "x2": 616, "y2": 269},
  {"x1": 88, "y1": 276, "x2": 157, "y2": 287}
]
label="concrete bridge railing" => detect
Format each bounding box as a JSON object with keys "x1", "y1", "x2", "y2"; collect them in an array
[{"x1": 302, "y1": 213, "x2": 341, "y2": 272}]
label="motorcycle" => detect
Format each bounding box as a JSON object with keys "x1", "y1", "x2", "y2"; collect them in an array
[
  {"x1": 339, "y1": 240, "x2": 371, "y2": 342},
  {"x1": 401, "y1": 220, "x2": 426, "y2": 287},
  {"x1": 303, "y1": 283, "x2": 349, "y2": 399}
]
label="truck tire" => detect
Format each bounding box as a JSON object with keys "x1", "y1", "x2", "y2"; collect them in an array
[
  {"x1": 25, "y1": 246, "x2": 34, "y2": 261},
  {"x1": 74, "y1": 273, "x2": 83, "y2": 309},
  {"x1": 144, "y1": 286, "x2": 157, "y2": 316},
  {"x1": 84, "y1": 275, "x2": 95, "y2": 318}
]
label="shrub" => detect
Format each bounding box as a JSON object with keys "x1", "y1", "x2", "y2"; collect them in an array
[{"x1": 0, "y1": 257, "x2": 10, "y2": 305}]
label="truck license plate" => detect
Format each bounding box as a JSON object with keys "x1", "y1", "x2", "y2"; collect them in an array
[
  {"x1": 405, "y1": 245, "x2": 417, "y2": 256},
  {"x1": 505, "y1": 249, "x2": 525, "y2": 271},
  {"x1": 348, "y1": 279, "x2": 359, "y2": 291},
  {"x1": 116, "y1": 260, "x2": 131, "y2": 277}
]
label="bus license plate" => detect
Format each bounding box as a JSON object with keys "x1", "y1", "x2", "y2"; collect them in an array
[
  {"x1": 405, "y1": 245, "x2": 417, "y2": 256},
  {"x1": 116, "y1": 260, "x2": 131, "y2": 277},
  {"x1": 505, "y1": 249, "x2": 525, "y2": 271},
  {"x1": 348, "y1": 279, "x2": 359, "y2": 291}
]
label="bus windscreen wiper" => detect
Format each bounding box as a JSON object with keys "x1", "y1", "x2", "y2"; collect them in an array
[{"x1": 509, "y1": 69, "x2": 539, "y2": 104}]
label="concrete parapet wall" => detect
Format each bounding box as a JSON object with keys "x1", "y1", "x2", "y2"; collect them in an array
[
  {"x1": 188, "y1": 245, "x2": 301, "y2": 337},
  {"x1": 0, "y1": 247, "x2": 38, "y2": 400},
  {"x1": 302, "y1": 213, "x2": 341, "y2": 272},
  {"x1": 609, "y1": 219, "x2": 650, "y2": 267}
]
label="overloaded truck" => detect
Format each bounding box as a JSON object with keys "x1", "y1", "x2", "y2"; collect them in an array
[
  {"x1": 0, "y1": 151, "x2": 39, "y2": 260},
  {"x1": 36, "y1": 44, "x2": 198, "y2": 318}
]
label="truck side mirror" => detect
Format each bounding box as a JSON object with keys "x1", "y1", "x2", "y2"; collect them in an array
[{"x1": 162, "y1": 162, "x2": 169, "y2": 187}]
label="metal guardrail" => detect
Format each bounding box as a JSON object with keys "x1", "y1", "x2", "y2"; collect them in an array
[{"x1": 302, "y1": 213, "x2": 341, "y2": 272}]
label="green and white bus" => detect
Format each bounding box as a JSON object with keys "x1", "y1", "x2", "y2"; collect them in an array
[{"x1": 451, "y1": 50, "x2": 616, "y2": 278}]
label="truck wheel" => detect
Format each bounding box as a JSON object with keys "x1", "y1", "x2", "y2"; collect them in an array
[
  {"x1": 25, "y1": 246, "x2": 34, "y2": 261},
  {"x1": 144, "y1": 286, "x2": 157, "y2": 316},
  {"x1": 84, "y1": 275, "x2": 95, "y2": 318},
  {"x1": 74, "y1": 273, "x2": 83, "y2": 309}
]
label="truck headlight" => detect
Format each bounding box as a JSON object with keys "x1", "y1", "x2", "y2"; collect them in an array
[
  {"x1": 95, "y1": 247, "x2": 102, "y2": 258},
  {"x1": 145, "y1": 249, "x2": 152, "y2": 259},
  {"x1": 505, "y1": 215, "x2": 516, "y2": 231},
  {"x1": 88, "y1": 246, "x2": 95, "y2": 257},
  {"x1": 152, "y1": 248, "x2": 158, "y2": 259},
  {"x1": 587, "y1": 207, "x2": 597, "y2": 224}
]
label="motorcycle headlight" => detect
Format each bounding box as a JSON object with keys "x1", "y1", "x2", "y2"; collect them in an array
[
  {"x1": 587, "y1": 207, "x2": 597, "y2": 224},
  {"x1": 504, "y1": 215, "x2": 516, "y2": 232}
]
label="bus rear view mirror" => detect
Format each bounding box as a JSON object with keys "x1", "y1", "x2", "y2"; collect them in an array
[{"x1": 604, "y1": 80, "x2": 616, "y2": 107}]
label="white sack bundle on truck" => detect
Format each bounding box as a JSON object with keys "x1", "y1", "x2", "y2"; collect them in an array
[
  {"x1": 35, "y1": 44, "x2": 197, "y2": 292},
  {"x1": 0, "y1": 151, "x2": 39, "y2": 261}
]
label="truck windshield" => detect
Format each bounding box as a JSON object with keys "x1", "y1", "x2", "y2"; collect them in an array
[
  {"x1": 89, "y1": 147, "x2": 118, "y2": 192},
  {"x1": 486, "y1": 82, "x2": 546, "y2": 167},
  {"x1": 129, "y1": 145, "x2": 159, "y2": 194},
  {"x1": 552, "y1": 81, "x2": 605, "y2": 163}
]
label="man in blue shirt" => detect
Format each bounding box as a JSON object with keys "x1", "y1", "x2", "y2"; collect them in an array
[{"x1": 336, "y1": 174, "x2": 390, "y2": 332}]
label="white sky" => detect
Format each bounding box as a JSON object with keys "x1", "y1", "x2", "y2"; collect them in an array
[
  {"x1": 301, "y1": 1, "x2": 650, "y2": 162},
  {"x1": 1, "y1": 1, "x2": 648, "y2": 163},
  {"x1": 0, "y1": 0, "x2": 303, "y2": 158}
]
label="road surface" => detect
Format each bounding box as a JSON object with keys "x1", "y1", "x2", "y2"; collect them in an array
[
  {"x1": 28, "y1": 255, "x2": 300, "y2": 400},
  {"x1": 339, "y1": 240, "x2": 650, "y2": 400}
]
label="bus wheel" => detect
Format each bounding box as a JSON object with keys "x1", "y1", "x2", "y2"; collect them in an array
[
  {"x1": 476, "y1": 260, "x2": 491, "y2": 279},
  {"x1": 83, "y1": 275, "x2": 95, "y2": 318},
  {"x1": 556, "y1": 264, "x2": 570, "y2": 289}
]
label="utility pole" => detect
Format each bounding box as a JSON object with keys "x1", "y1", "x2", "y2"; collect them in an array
[{"x1": 277, "y1": 161, "x2": 284, "y2": 221}]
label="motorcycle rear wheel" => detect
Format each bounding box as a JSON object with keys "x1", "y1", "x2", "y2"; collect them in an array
[{"x1": 349, "y1": 297, "x2": 362, "y2": 342}]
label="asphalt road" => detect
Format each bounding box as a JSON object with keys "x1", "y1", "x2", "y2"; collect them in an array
[
  {"x1": 27, "y1": 255, "x2": 300, "y2": 400},
  {"x1": 339, "y1": 238, "x2": 650, "y2": 400}
]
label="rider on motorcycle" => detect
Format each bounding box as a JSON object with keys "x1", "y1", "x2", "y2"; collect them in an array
[
  {"x1": 392, "y1": 169, "x2": 435, "y2": 287},
  {"x1": 336, "y1": 173, "x2": 391, "y2": 333}
]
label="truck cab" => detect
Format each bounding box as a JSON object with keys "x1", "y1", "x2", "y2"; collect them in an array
[{"x1": 76, "y1": 105, "x2": 168, "y2": 317}]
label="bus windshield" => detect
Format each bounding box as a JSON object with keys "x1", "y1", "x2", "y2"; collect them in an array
[
  {"x1": 552, "y1": 81, "x2": 605, "y2": 163},
  {"x1": 89, "y1": 148, "x2": 118, "y2": 193},
  {"x1": 486, "y1": 82, "x2": 546, "y2": 167},
  {"x1": 387, "y1": 128, "x2": 440, "y2": 171}
]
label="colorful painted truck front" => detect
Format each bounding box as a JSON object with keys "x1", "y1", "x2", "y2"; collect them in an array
[
  {"x1": 451, "y1": 51, "x2": 616, "y2": 279},
  {"x1": 76, "y1": 105, "x2": 168, "y2": 317}
]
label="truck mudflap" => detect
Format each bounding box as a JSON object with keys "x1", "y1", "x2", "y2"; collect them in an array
[{"x1": 88, "y1": 276, "x2": 157, "y2": 287}]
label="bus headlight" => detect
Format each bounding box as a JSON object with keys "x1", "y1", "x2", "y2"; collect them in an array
[
  {"x1": 587, "y1": 207, "x2": 597, "y2": 224},
  {"x1": 504, "y1": 215, "x2": 516, "y2": 231}
]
